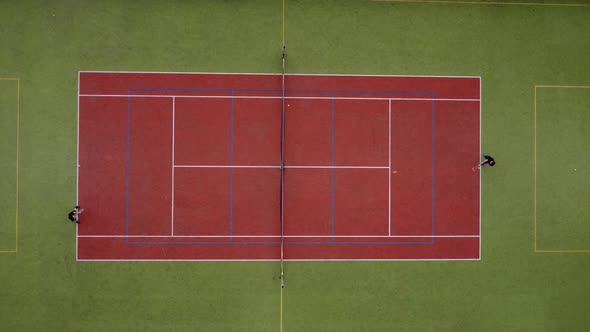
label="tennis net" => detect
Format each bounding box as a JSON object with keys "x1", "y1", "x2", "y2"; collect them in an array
[{"x1": 280, "y1": 45, "x2": 286, "y2": 289}]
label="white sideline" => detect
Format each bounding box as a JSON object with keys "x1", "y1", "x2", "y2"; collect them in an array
[
  {"x1": 76, "y1": 72, "x2": 80, "y2": 260},
  {"x1": 79, "y1": 70, "x2": 481, "y2": 79},
  {"x1": 479, "y1": 77, "x2": 482, "y2": 260},
  {"x1": 78, "y1": 234, "x2": 480, "y2": 238},
  {"x1": 76, "y1": 72, "x2": 482, "y2": 262},
  {"x1": 171, "y1": 97, "x2": 175, "y2": 236},
  {"x1": 77, "y1": 258, "x2": 481, "y2": 262}
]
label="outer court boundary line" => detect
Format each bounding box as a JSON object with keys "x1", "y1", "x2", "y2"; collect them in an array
[
  {"x1": 372, "y1": 0, "x2": 590, "y2": 7},
  {"x1": 79, "y1": 71, "x2": 482, "y2": 79},
  {"x1": 478, "y1": 77, "x2": 482, "y2": 260},
  {"x1": 76, "y1": 72, "x2": 80, "y2": 259},
  {"x1": 78, "y1": 234, "x2": 480, "y2": 238},
  {"x1": 77, "y1": 73, "x2": 482, "y2": 261},
  {"x1": 0, "y1": 77, "x2": 19, "y2": 254},
  {"x1": 77, "y1": 258, "x2": 481, "y2": 262},
  {"x1": 534, "y1": 84, "x2": 590, "y2": 253}
]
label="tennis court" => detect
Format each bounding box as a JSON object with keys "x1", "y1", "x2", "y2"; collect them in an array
[
  {"x1": 77, "y1": 72, "x2": 480, "y2": 260},
  {"x1": 3, "y1": 1, "x2": 590, "y2": 331}
]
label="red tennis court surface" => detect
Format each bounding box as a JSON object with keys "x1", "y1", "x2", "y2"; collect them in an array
[{"x1": 77, "y1": 72, "x2": 481, "y2": 261}]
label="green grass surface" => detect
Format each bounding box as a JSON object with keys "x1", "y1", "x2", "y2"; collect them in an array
[
  {"x1": 0, "y1": 80, "x2": 18, "y2": 252},
  {"x1": 536, "y1": 87, "x2": 590, "y2": 251},
  {"x1": 1, "y1": 0, "x2": 590, "y2": 331}
]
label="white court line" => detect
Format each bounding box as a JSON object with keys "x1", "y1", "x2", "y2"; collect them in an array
[
  {"x1": 76, "y1": 71, "x2": 80, "y2": 260},
  {"x1": 175, "y1": 165, "x2": 280, "y2": 168},
  {"x1": 171, "y1": 97, "x2": 175, "y2": 236},
  {"x1": 79, "y1": 94, "x2": 480, "y2": 102},
  {"x1": 174, "y1": 165, "x2": 389, "y2": 169},
  {"x1": 76, "y1": 71, "x2": 483, "y2": 262},
  {"x1": 479, "y1": 77, "x2": 482, "y2": 259},
  {"x1": 286, "y1": 165, "x2": 388, "y2": 169},
  {"x1": 79, "y1": 70, "x2": 482, "y2": 79},
  {"x1": 77, "y1": 258, "x2": 480, "y2": 262},
  {"x1": 388, "y1": 99, "x2": 392, "y2": 236},
  {"x1": 76, "y1": 74, "x2": 80, "y2": 206},
  {"x1": 78, "y1": 235, "x2": 480, "y2": 238}
]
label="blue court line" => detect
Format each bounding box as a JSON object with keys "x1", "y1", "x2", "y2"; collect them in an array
[
  {"x1": 124, "y1": 86, "x2": 438, "y2": 246},
  {"x1": 126, "y1": 240, "x2": 434, "y2": 245},
  {"x1": 229, "y1": 90, "x2": 234, "y2": 241},
  {"x1": 128, "y1": 87, "x2": 433, "y2": 96},
  {"x1": 131, "y1": 87, "x2": 238, "y2": 93},
  {"x1": 331, "y1": 92, "x2": 336, "y2": 243},
  {"x1": 286, "y1": 89, "x2": 432, "y2": 96},
  {"x1": 431, "y1": 94, "x2": 436, "y2": 237},
  {"x1": 390, "y1": 101, "x2": 394, "y2": 236},
  {"x1": 125, "y1": 90, "x2": 131, "y2": 242}
]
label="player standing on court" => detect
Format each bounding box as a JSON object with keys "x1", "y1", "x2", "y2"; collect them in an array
[
  {"x1": 473, "y1": 154, "x2": 496, "y2": 170},
  {"x1": 67, "y1": 206, "x2": 84, "y2": 224}
]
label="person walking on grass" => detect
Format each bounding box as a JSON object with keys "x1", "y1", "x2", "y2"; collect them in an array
[
  {"x1": 67, "y1": 206, "x2": 84, "y2": 224},
  {"x1": 473, "y1": 154, "x2": 496, "y2": 171}
]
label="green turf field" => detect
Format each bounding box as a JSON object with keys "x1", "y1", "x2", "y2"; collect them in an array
[
  {"x1": 1, "y1": 0, "x2": 589, "y2": 331},
  {"x1": 535, "y1": 86, "x2": 590, "y2": 252}
]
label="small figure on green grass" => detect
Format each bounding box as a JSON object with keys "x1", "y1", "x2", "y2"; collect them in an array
[
  {"x1": 67, "y1": 206, "x2": 84, "y2": 224},
  {"x1": 473, "y1": 154, "x2": 496, "y2": 171}
]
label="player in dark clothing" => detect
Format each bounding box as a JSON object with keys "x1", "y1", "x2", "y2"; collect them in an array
[
  {"x1": 67, "y1": 206, "x2": 84, "y2": 224},
  {"x1": 473, "y1": 154, "x2": 496, "y2": 170}
]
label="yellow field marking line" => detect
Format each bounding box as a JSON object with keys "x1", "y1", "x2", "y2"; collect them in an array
[
  {"x1": 280, "y1": 285, "x2": 284, "y2": 332},
  {"x1": 372, "y1": 0, "x2": 590, "y2": 7},
  {"x1": 536, "y1": 250, "x2": 590, "y2": 253},
  {"x1": 0, "y1": 78, "x2": 19, "y2": 254},
  {"x1": 536, "y1": 85, "x2": 590, "y2": 89},
  {"x1": 534, "y1": 84, "x2": 590, "y2": 253},
  {"x1": 282, "y1": 0, "x2": 286, "y2": 46},
  {"x1": 534, "y1": 86, "x2": 537, "y2": 252},
  {"x1": 16, "y1": 78, "x2": 19, "y2": 253}
]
